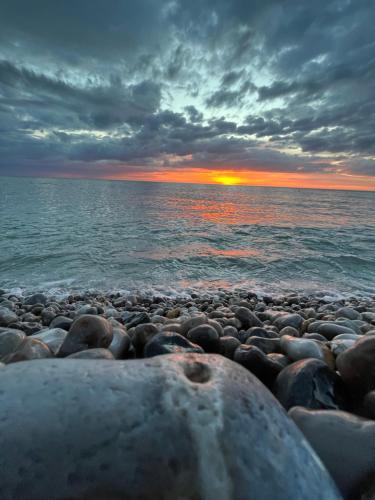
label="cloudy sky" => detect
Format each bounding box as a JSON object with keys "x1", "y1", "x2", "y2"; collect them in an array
[{"x1": 0, "y1": 0, "x2": 374, "y2": 190}]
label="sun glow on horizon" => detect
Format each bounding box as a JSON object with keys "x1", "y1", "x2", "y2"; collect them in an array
[{"x1": 212, "y1": 174, "x2": 243, "y2": 185}]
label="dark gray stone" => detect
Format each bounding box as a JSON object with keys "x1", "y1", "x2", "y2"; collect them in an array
[
  {"x1": 0, "y1": 307, "x2": 18, "y2": 327},
  {"x1": 337, "y1": 336, "x2": 375, "y2": 394},
  {"x1": 50, "y1": 316, "x2": 73, "y2": 331},
  {"x1": 24, "y1": 293, "x2": 48, "y2": 306},
  {"x1": 132, "y1": 323, "x2": 160, "y2": 356},
  {"x1": 57, "y1": 315, "x2": 113, "y2": 357},
  {"x1": 234, "y1": 307, "x2": 263, "y2": 329},
  {"x1": 122, "y1": 311, "x2": 151, "y2": 328},
  {"x1": 0, "y1": 355, "x2": 341, "y2": 500},
  {"x1": 144, "y1": 332, "x2": 204, "y2": 357},
  {"x1": 1, "y1": 338, "x2": 52, "y2": 363},
  {"x1": 108, "y1": 328, "x2": 131, "y2": 359},
  {"x1": 290, "y1": 407, "x2": 375, "y2": 499},
  {"x1": 234, "y1": 344, "x2": 283, "y2": 387},
  {"x1": 67, "y1": 348, "x2": 115, "y2": 359},
  {"x1": 0, "y1": 329, "x2": 26, "y2": 357},
  {"x1": 219, "y1": 336, "x2": 241, "y2": 359},
  {"x1": 274, "y1": 359, "x2": 345, "y2": 411},
  {"x1": 245, "y1": 336, "x2": 281, "y2": 354},
  {"x1": 187, "y1": 324, "x2": 221, "y2": 353},
  {"x1": 274, "y1": 313, "x2": 304, "y2": 332}
]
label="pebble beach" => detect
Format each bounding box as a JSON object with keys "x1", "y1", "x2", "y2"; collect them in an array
[{"x1": 0, "y1": 287, "x2": 374, "y2": 499}]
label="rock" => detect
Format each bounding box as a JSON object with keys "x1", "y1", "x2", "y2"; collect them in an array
[
  {"x1": 335, "y1": 307, "x2": 361, "y2": 320},
  {"x1": 207, "y1": 319, "x2": 224, "y2": 337},
  {"x1": 162, "y1": 323, "x2": 182, "y2": 333},
  {"x1": 16, "y1": 321, "x2": 42, "y2": 335},
  {"x1": 337, "y1": 336, "x2": 375, "y2": 394},
  {"x1": 50, "y1": 316, "x2": 73, "y2": 331},
  {"x1": 132, "y1": 323, "x2": 160, "y2": 356},
  {"x1": 219, "y1": 336, "x2": 241, "y2": 359},
  {"x1": 290, "y1": 407, "x2": 375, "y2": 499},
  {"x1": 234, "y1": 307, "x2": 262, "y2": 329},
  {"x1": 245, "y1": 336, "x2": 281, "y2": 354},
  {"x1": 267, "y1": 353, "x2": 290, "y2": 369},
  {"x1": 67, "y1": 348, "x2": 115, "y2": 359},
  {"x1": 180, "y1": 315, "x2": 207, "y2": 336},
  {"x1": 309, "y1": 322, "x2": 356, "y2": 340},
  {"x1": 24, "y1": 293, "x2": 48, "y2": 306},
  {"x1": 302, "y1": 333, "x2": 327, "y2": 341},
  {"x1": 186, "y1": 324, "x2": 220, "y2": 353},
  {"x1": 77, "y1": 305, "x2": 98, "y2": 316},
  {"x1": 0, "y1": 307, "x2": 18, "y2": 327},
  {"x1": 222, "y1": 325, "x2": 239, "y2": 338},
  {"x1": 274, "y1": 314, "x2": 304, "y2": 332},
  {"x1": 108, "y1": 328, "x2": 131, "y2": 359},
  {"x1": 280, "y1": 335, "x2": 334, "y2": 368},
  {"x1": 329, "y1": 338, "x2": 356, "y2": 357},
  {"x1": 57, "y1": 315, "x2": 113, "y2": 357},
  {"x1": 274, "y1": 359, "x2": 345, "y2": 410},
  {"x1": 246, "y1": 326, "x2": 279, "y2": 339},
  {"x1": 234, "y1": 344, "x2": 283, "y2": 387},
  {"x1": 0, "y1": 329, "x2": 26, "y2": 357},
  {"x1": 122, "y1": 311, "x2": 151, "y2": 328},
  {"x1": 364, "y1": 391, "x2": 375, "y2": 419},
  {"x1": 0, "y1": 355, "x2": 341, "y2": 499},
  {"x1": 32, "y1": 328, "x2": 68, "y2": 355},
  {"x1": 144, "y1": 332, "x2": 204, "y2": 357},
  {"x1": 1, "y1": 338, "x2": 52, "y2": 363},
  {"x1": 41, "y1": 308, "x2": 56, "y2": 326},
  {"x1": 279, "y1": 326, "x2": 300, "y2": 337}
]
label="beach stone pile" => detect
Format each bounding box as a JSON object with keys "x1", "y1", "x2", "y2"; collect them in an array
[{"x1": 0, "y1": 288, "x2": 374, "y2": 499}]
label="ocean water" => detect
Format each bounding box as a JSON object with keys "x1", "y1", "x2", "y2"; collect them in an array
[{"x1": 0, "y1": 176, "x2": 374, "y2": 298}]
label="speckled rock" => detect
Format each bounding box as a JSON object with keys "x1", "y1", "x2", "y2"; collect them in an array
[
  {"x1": 290, "y1": 407, "x2": 375, "y2": 499},
  {"x1": 57, "y1": 315, "x2": 113, "y2": 357},
  {"x1": 274, "y1": 359, "x2": 345, "y2": 410},
  {"x1": 0, "y1": 355, "x2": 341, "y2": 500}
]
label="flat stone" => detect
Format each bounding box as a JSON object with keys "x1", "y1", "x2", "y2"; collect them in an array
[
  {"x1": 274, "y1": 359, "x2": 345, "y2": 410},
  {"x1": 290, "y1": 407, "x2": 375, "y2": 499},
  {"x1": 57, "y1": 315, "x2": 113, "y2": 357},
  {"x1": 0, "y1": 355, "x2": 340, "y2": 499},
  {"x1": 309, "y1": 322, "x2": 357, "y2": 340}
]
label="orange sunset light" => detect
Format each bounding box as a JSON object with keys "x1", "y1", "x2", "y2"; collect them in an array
[{"x1": 108, "y1": 167, "x2": 375, "y2": 191}]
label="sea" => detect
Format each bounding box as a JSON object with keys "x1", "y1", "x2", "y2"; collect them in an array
[{"x1": 0, "y1": 176, "x2": 374, "y2": 299}]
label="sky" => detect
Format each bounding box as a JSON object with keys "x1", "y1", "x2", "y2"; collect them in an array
[{"x1": 0, "y1": 0, "x2": 374, "y2": 190}]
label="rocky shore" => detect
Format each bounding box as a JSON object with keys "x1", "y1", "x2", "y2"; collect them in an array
[{"x1": 0, "y1": 288, "x2": 374, "y2": 499}]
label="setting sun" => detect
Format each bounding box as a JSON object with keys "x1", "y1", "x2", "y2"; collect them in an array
[{"x1": 212, "y1": 174, "x2": 243, "y2": 185}]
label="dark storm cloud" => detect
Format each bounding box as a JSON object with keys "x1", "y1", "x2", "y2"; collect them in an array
[{"x1": 0, "y1": 0, "x2": 374, "y2": 181}]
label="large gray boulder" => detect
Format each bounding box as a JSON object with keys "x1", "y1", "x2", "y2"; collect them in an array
[{"x1": 0, "y1": 354, "x2": 341, "y2": 500}]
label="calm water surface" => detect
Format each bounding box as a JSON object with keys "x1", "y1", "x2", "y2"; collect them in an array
[{"x1": 0, "y1": 177, "x2": 374, "y2": 297}]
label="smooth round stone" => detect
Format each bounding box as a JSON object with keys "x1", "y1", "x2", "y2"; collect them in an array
[
  {"x1": 363, "y1": 312, "x2": 375, "y2": 323},
  {"x1": 187, "y1": 324, "x2": 220, "y2": 353},
  {"x1": 222, "y1": 325, "x2": 239, "y2": 338},
  {"x1": 337, "y1": 336, "x2": 375, "y2": 394},
  {"x1": 335, "y1": 307, "x2": 361, "y2": 320},
  {"x1": 332, "y1": 333, "x2": 361, "y2": 341},
  {"x1": 162, "y1": 323, "x2": 182, "y2": 333},
  {"x1": 207, "y1": 319, "x2": 224, "y2": 337},
  {"x1": 219, "y1": 336, "x2": 241, "y2": 359},
  {"x1": 1, "y1": 338, "x2": 52, "y2": 363},
  {"x1": 180, "y1": 315, "x2": 207, "y2": 336},
  {"x1": 280, "y1": 335, "x2": 334, "y2": 367},
  {"x1": 21, "y1": 312, "x2": 39, "y2": 323},
  {"x1": 330, "y1": 339, "x2": 356, "y2": 357},
  {"x1": 50, "y1": 316, "x2": 73, "y2": 331},
  {"x1": 122, "y1": 311, "x2": 151, "y2": 328},
  {"x1": 279, "y1": 326, "x2": 300, "y2": 337},
  {"x1": 132, "y1": 323, "x2": 160, "y2": 356},
  {"x1": 310, "y1": 322, "x2": 356, "y2": 340},
  {"x1": 234, "y1": 344, "x2": 283, "y2": 387},
  {"x1": 364, "y1": 391, "x2": 375, "y2": 419},
  {"x1": 234, "y1": 307, "x2": 262, "y2": 329},
  {"x1": 32, "y1": 328, "x2": 68, "y2": 355},
  {"x1": 16, "y1": 321, "x2": 42, "y2": 335},
  {"x1": 0, "y1": 355, "x2": 340, "y2": 499},
  {"x1": 302, "y1": 333, "x2": 327, "y2": 341},
  {"x1": 67, "y1": 348, "x2": 115, "y2": 359},
  {"x1": 274, "y1": 359, "x2": 345, "y2": 410},
  {"x1": 41, "y1": 308, "x2": 57, "y2": 326},
  {"x1": 246, "y1": 326, "x2": 279, "y2": 339},
  {"x1": 245, "y1": 337, "x2": 281, "y2": 354},
  {"x1": 267, "y1": 353, "x2": 290, "y2": 369},
  {"x1": 24, "y1": 293, "x2": 48, "y2": 306},
  {"x1": 290, "y1": 407, "x2": 375, "y2": 499},
  {"x1": 108, "y1": 328, "x2": 131, "y2": 359},
  {"x1": 0, "y1": 329, "x2": 26, "y2": 357},
  {"x1": 144, "y1": 332, "x2": 204, "y2": 357},
  {"x1": 274, "y1": 314, "x2": 304, "y2": 332},
  {"x1": 57, "y1": 315, "x2": 113, "y2": 357},
  {"x1": 0, "y1": 307, "x2": 18, "y2": 327}
]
